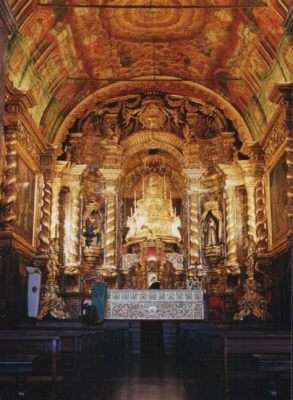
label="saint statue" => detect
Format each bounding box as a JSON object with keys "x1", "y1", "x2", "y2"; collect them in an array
[
  {"x1": 204, "y1": 217, "x2": 217, "y2": 246},
  {"x1": 207, "y1": 218, "x2": 217, "y2": 246}
]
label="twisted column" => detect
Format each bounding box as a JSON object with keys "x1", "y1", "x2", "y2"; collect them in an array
[
  {"x1": 189, "y1": 192, "x2": 200, "y2": 265},
  {"x1": 50, "y1": 176, "x2": 61, "y2": 239},
  {"x1": 38, "y1": 150, "x2": 55, "y2": 255},
  {"x1": 38, "y1": 179, "x2": 52, "y2": 254},
  {"x1": 255, "y1": 170, "x2": 268, "y2": 254},
  {"x1": 105, "y1": 192, "x2": 116, "y2": 266},
  {"x1": 244, "y1": 176, "x2": 257, "y2": 239},
  {"x1": 68, "y1": 187, "x2": 80, "y2": 264},
  {"x1": 1, "y1": 123, "x2": 18, "y2": 230},
  {"x1": 99, "y1": 169, "x2": 121, "y2": 269},
  {"x1": 225, "y1": 186, "x2": 239, "y2": 271}
]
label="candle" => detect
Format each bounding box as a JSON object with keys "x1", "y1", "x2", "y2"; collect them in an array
[{"x1": 142, "y1": 176, "x2": 145, "y2": 199}]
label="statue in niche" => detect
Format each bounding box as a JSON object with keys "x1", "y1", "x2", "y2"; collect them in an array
[
  {"x1": 206, "y1": 217, "x2": 217, "y2": 246},
  {"x1": 83, "y1": 201, "x2": 105, "y2": 247},
  {"x1": 203, "y1": 215, "x2": 218, "y2": 247},
  {"x1": 201, "y1": 199, "x2": 223, "y2": 247}
]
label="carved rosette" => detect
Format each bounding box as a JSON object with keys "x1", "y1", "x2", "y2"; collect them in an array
[
  {"x1": 1, "y1": 123, "x2": 18, "y2": 230},
  {"x1": 105, "y1": 192, "x2": 116, "y2": 266},
  {"x1": 225, "y1": 186, "x2": 239, "y2": 272},
  {"x1": 68, "y1": 187, "x2": 80, "y2": 264},
  {"x1": 255, "y1": 170, "x2": 268, "y2": 253},
  {"x1": 189, "y1": 192, "x2": 200, "y2": 265}
]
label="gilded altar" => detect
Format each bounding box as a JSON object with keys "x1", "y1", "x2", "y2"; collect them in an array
[{"x1": 24, "y1": 92, "x2": 278, "y2": 320}]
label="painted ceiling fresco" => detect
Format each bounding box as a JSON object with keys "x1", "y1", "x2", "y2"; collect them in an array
[{"x1": 7, "y1": 0, "x2": 293, "y2": 142}]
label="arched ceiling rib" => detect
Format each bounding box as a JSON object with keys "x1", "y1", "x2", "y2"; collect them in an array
[{"x1": 7, "y1": 0, "x2": 292, "y2": 143}]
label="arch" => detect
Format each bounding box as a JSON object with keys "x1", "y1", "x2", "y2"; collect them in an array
[{"x1": 53, "y1": 76, "x2": 253, "y2": 150}]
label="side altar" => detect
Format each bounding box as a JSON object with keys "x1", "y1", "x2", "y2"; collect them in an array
[{"x1": 105, "y1": 289, "x2": 204, "y2": 320}]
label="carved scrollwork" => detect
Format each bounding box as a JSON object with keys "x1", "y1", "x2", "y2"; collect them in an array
[
  {"x1": 165, "y1": 252, "x2": 184, "y2": 270},
  {"x1": 17, "y1": 124, "x2": 41, "y2": 164},
  {"x1": 76, "y1": 93, "x2": 228, "y2": 143},
  {"x1": 265, "y1": 108, "x2": 287, "y2": 163},
  {"x1": 121, "y1": 253, "x2": 140, "y2": 270}
]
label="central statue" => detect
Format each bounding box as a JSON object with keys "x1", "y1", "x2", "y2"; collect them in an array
[{"x1": 126, "y1": 172, "x2": 181, "y2": 243}]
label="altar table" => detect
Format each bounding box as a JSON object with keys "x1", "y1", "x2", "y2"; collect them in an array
[{"x1": 105, "y1": 289, "x2": 204, "y2": 320}]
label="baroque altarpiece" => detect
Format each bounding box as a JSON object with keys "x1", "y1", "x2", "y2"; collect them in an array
[{"x1": 1, "y1": 82, "x2": 291, "y2": 321}]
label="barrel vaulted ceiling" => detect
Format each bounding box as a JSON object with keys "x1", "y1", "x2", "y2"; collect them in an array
[{"x1": 7, "y1": 0, "x2": 292, "y2": 143}]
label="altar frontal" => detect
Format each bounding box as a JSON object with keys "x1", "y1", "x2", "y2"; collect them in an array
[{"x1": 105, "y1": 289, "x2": 204, "y2": 320}]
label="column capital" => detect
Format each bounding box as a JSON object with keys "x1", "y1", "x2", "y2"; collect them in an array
[
  {"x1": 99, "y1": 168, "x2": 122, "y2": 181},
  {"x1": 220, "y1": 164, "x2": 244, "y2": 187},
  {"x1": 184, "y1": 168, "x2": 204, "y2": 192},
  {"x1": 40, "y1": 146, "x2": 57, "y2": 181},
  {"x1": 99, "y1": 168, "x2": 122, "y2": 193}
]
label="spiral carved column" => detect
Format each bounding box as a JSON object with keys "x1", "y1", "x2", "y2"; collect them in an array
[
  {"x1": 38, "y1": 151, "x2": 55, "y2": 255},
  {"x1": 244, "y1": 176, "x2": 257, "y2": 239},
  {"x1": 1, "y1": 123, "x2": 18, "y2": 230},
  {"x1": 100, "y1": 169, "x2": 121, "y2": 271},
  {"x1": 189, "y1": 192, "x2": 200, "y2": 265},
  {"x1": 68, "y1": 187, "x2": 80, "y2": 264},
  {"x1": 255, "y1": 170, "x2": 268, "y2": 254},
  {"x1": 50, "y1": 176, "x2": 61, "y2": 239},
  {"x1": 105, "y1": 192, "x2": 116, "y2": 266},
  {"x1": 225, "y1": 186, "x2": 239, "y2": 272},
  {"x1": 38, "y1": 179, "x2": 52, "y2": 254}
]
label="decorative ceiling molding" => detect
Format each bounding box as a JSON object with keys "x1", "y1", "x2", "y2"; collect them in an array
[{"x1": 54, "y1": 78, "x2": 252, "y2": 148}]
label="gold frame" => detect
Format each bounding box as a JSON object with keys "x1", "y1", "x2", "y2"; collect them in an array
[
  {"x1": 266, "y1": 144, "x2": 290, "y2": 254},
  {"x1": 15, "y1": 142, "x2": 40, "y2": 248}
]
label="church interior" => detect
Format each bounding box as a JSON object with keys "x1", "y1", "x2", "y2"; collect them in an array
[{"x1": 0, "y1": 1, "x2": 292, "y2": 399}]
